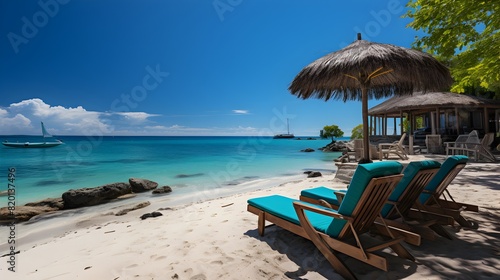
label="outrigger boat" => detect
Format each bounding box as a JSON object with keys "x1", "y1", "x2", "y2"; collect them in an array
[{"x1": 2, "y1": 122, "x2": 63, "y2": 148}]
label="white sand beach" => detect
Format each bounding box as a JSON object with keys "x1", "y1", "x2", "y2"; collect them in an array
[{"x1": 1, "y1": 154, "x2": 499, "y2": 279}]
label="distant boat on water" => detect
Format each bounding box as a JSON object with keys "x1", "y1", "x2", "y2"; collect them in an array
[
  {"x1": 2, "y1": 122, "x2": 63, "y2": 148},
  {"x1": 273, "y1": 119, "x2": 295, "y2": 139}
]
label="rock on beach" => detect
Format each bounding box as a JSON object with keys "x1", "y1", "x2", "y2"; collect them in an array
[
  {"x1": 129, "y1": 178, "x2": 158, "y2": 193},
  {"x1": 62, "y1": 182, "x2": 132, "y2": 209}
]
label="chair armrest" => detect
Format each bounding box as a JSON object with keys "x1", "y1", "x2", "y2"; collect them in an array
[
  {"x1": 334, "y1": 191, "x2": 346, "y2": 204},
  {"x1": 292, "y1": 201, "x2": 349, "y2": 221},
  {"x1": 378, "y1": 143, "x2": 393, "y2": 150}
]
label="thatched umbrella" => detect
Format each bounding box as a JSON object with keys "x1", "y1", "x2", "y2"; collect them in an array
[{"x1": 289, "y1": 33, "x2": 453, "y2": 163}]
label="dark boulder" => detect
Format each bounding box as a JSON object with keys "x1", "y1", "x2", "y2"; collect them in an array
[
  {"x1": 129, "y1": 178, "x2": 158, "y2": 193},
  {"x1": 140, "y1": 211, "x2": 163, "y2": 220},
  {"x1": 321, "y1": 141, "x2": 349, "y2": 152},
  {"x1": 300, "y1": 148, "x2": 315, "y2": 152},
  {"x1": 152, "y1": 186, "x2": 173, "y2": 195},
  {"x1": 307, "y1": 171, "x2": 322, "y2": 178},
  {"x1": 62, "y1": 182, "x2": 131, "y2": 209}
]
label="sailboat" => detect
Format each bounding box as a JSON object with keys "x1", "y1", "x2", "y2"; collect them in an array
[
  {"x1": 273, "y1": 118, "x2": 295, "y2": 139},
  {"x1": 2, "y1": 122, "x2": 63, "y2": 148}
]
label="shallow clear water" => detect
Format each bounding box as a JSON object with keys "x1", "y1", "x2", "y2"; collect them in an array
[{"x1": 1, "y1": 136, "x2": 344, "y2": 204}]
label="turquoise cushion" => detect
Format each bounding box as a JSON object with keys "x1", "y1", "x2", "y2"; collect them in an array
[
  {"x1": 247, "y1": 195, "x2": 347, "y2": 237},
  {"x1": 418, "y1": 155, "x2": 468, "y2": 204},
  {"x1": 338, "y1": 161, "x2": 403, "y2": 216},
  {"x1": 380, "y1": 160, "x2": 441, "y2": 217},
  {"x1": 301, "y1": 186, "x2": 346, "y2": 206}
]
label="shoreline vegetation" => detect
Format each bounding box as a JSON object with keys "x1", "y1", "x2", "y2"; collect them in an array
[{"x1": 0, "y1": 154, "x2": 499, "y2": 279}]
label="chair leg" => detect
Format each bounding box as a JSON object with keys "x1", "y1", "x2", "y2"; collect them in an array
[
  {"x1": 389, "y1": 243, "x2": 415, "y2": 262},
  {"x1": 456, "y1": 215, "x2": 479, "y2": 229},
  {"x1": 258, "y1": 211, "x2": 265, "y2": 236},
  {"x1": 429, "y1": 224, "x2": 453, "y2": 240},
  {"x1": 317, "y1": 243, "x2": 357, "y2": 280}
]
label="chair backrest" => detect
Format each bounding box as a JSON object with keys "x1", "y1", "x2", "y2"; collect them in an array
[
  {"x1": 397, "y1": 133, "x2": 407, "y2": 147},
  {"x1": 418, "y1": 155, "x2": 468, "y2": 205},
  {"x1": 454, "y1": 134, "x2": 470, "y2": 145},
  {"x1": 481, "y1": 133, "x2": 494, "y2": 148},
  {"x1": 381, "y1": 160, "x2": 441, "y2": 218},
  {"x1": 325, "y1": 161, "x2": 403, "y2": 238},
  {"x1": 465, "y1": 130, "x2": 480, "y2": 148}
]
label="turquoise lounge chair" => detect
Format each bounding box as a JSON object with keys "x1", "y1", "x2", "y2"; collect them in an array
[
  {"x1": 414, "y1": 155, "x2": 479, "y2": 228},
  {"x1": 301, "y1": 160, "x2": 455, "y2": 241},
  {"x1": 247, "y1": 162, "x2": 414, "y2": 280}
]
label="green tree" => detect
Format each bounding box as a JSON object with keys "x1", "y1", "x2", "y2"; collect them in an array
[
  {"x1": 402, "y1": 116, "x2": 424, "y2": 133},
  {"x1": 405, "y1": 0, "x2": 500, "y2": 97},
  {"x1": 322, "y1": 125, "x2": 344, "y2": 142},
  {"x1": 350, "y1": 124, "x2": 363, "y2": 140},
  {"x1": 350, "y1": 124, "x2": 375, "y2": 140}
]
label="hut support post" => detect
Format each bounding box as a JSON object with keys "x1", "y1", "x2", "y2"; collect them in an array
[
  {"x1": 484, "y1": 107, "x2": 489, "y2": 133},
  {"x1": 393, "y1": 118, "x2": 397, "y2": 135}
]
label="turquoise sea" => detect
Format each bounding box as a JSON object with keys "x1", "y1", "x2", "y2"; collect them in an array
[{"x1": 1, "y1": 136, "x2": 345, "y2": 205}]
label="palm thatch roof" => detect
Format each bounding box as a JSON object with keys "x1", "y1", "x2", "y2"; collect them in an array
[
  {"x1": 369, "y1": 92, "x2": 500, "y2": 117},
  {"x1": 288, "y1": 38, "x2": 453, "y2": 101}
]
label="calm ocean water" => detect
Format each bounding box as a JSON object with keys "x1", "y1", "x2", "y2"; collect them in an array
[{"x1": 0, "y1": 136, "x2": 345, "y2": 205}]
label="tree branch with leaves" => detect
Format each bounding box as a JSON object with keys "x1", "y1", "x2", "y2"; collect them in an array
[{"x1": 405, "y1": 0, "x2": 499, "y2": 96}]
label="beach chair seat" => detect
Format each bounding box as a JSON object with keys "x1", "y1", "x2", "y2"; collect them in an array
[
  {"x1": 247, "y1": 162, "x2": 414, "y2": 279},
  {"x1": 301, "y1": 160, "x2": 455, "y2": 242},
  {"x1": 414, "y1": 155, "x2": 479, "y2": 228},
  {"x1": 378, "y1": 133, "x2": 409, "y2": 160}
]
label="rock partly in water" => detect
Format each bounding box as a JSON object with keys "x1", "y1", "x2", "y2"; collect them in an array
[
  {"x1": 300, "y1": 148, "x2": 315, "y2": 152},
  {"x1": 129, "y1": 178, "x2": 158, "y2": 193},
  {"x1": 0, "y1": 206, "x2": 59, "y2": 222},
  {"x1": 152, "y1": 186, "x2": 173, "y2": 195},
  {"x1": 320, "y1": 141, "x2": 349, "y2": 152},
  {"x1": 62, "y1": 182, "x2": 131, "y2": 209},
  {"x1": 25, "y1": 197, "x2": 64, "y2": 210}
]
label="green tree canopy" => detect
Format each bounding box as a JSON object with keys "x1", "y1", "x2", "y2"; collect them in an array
[
  {"x1": 350, "y1": 124, "x2": 375, "y2": 140},
  {"x1": 405, "y1": 0, "x2": 499, "y2": 96},
  {"x1": 321, "y1": 125, "x2": 344, "y2": 142},
  {"x1": 350, "y1": 124, "x2": 363, "y2": 140}
]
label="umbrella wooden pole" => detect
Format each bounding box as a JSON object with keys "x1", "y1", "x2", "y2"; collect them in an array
[{"x1": 361, "y1": 85, "x2": 372, "y2": 163}]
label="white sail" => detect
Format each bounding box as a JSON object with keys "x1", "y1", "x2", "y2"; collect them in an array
[{"x1": 41, "y1": 122, "x2": 53, "y2": 138}]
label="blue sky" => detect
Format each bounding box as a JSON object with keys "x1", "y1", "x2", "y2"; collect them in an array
[{"x1": 0, "y1": 0, "x2": 417, "y2": 136}]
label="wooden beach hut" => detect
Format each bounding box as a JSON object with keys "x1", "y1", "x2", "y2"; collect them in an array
[{"x1": 368, "y1": 92, "x2": 500, "y2": 153}]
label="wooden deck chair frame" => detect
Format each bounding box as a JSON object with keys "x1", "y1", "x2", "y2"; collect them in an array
[
  {"x1": 248, "y1": 174, "x2": 414, "y2": 280},
  {"x1": 460, "y1": 133, "x2": 496, "y2": 162},
  {"x1": 381, "y1": 166, "x2": 454, "y2": 240},
  {"x1": 414, "y1": 161, "x2": 479, "y2": 228},
  {"x1": 301, "y1": 162, "x2": 454, "y2": 243},
  {"x1": 378, "y1": 133, "x2": 408, "y2": 160}
]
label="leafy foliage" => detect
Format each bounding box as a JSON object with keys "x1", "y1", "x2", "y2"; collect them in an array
[
  {"x1": 322, "y1": 125, "x2": 344, "y2": 142},
  {"x1": 405, "y1": 0, "x2": 499, "y2": 97},
  {"x1": 350, "y1": 124, "x2": 375, "y2": 140},
  {"x1": 350, "y1": 124, "x2": 363, "y2": 140},
  {"x1": 402, "y1": 116, "x2": 424, "y2": 132}
]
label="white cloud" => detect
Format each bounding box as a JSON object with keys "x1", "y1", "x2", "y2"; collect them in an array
[
  {"x1": 232, "y1": 110, "x2": 249, "y2": 115},
  {"x1": 0, "y1": 98, "x2": 160, "y2": 135},
  {"x1": 0, "y1": 99, "x2": 267, "y2": 136},
  {"x1": 114, "y1": 112, "x2": 161, "y2": 122}
]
